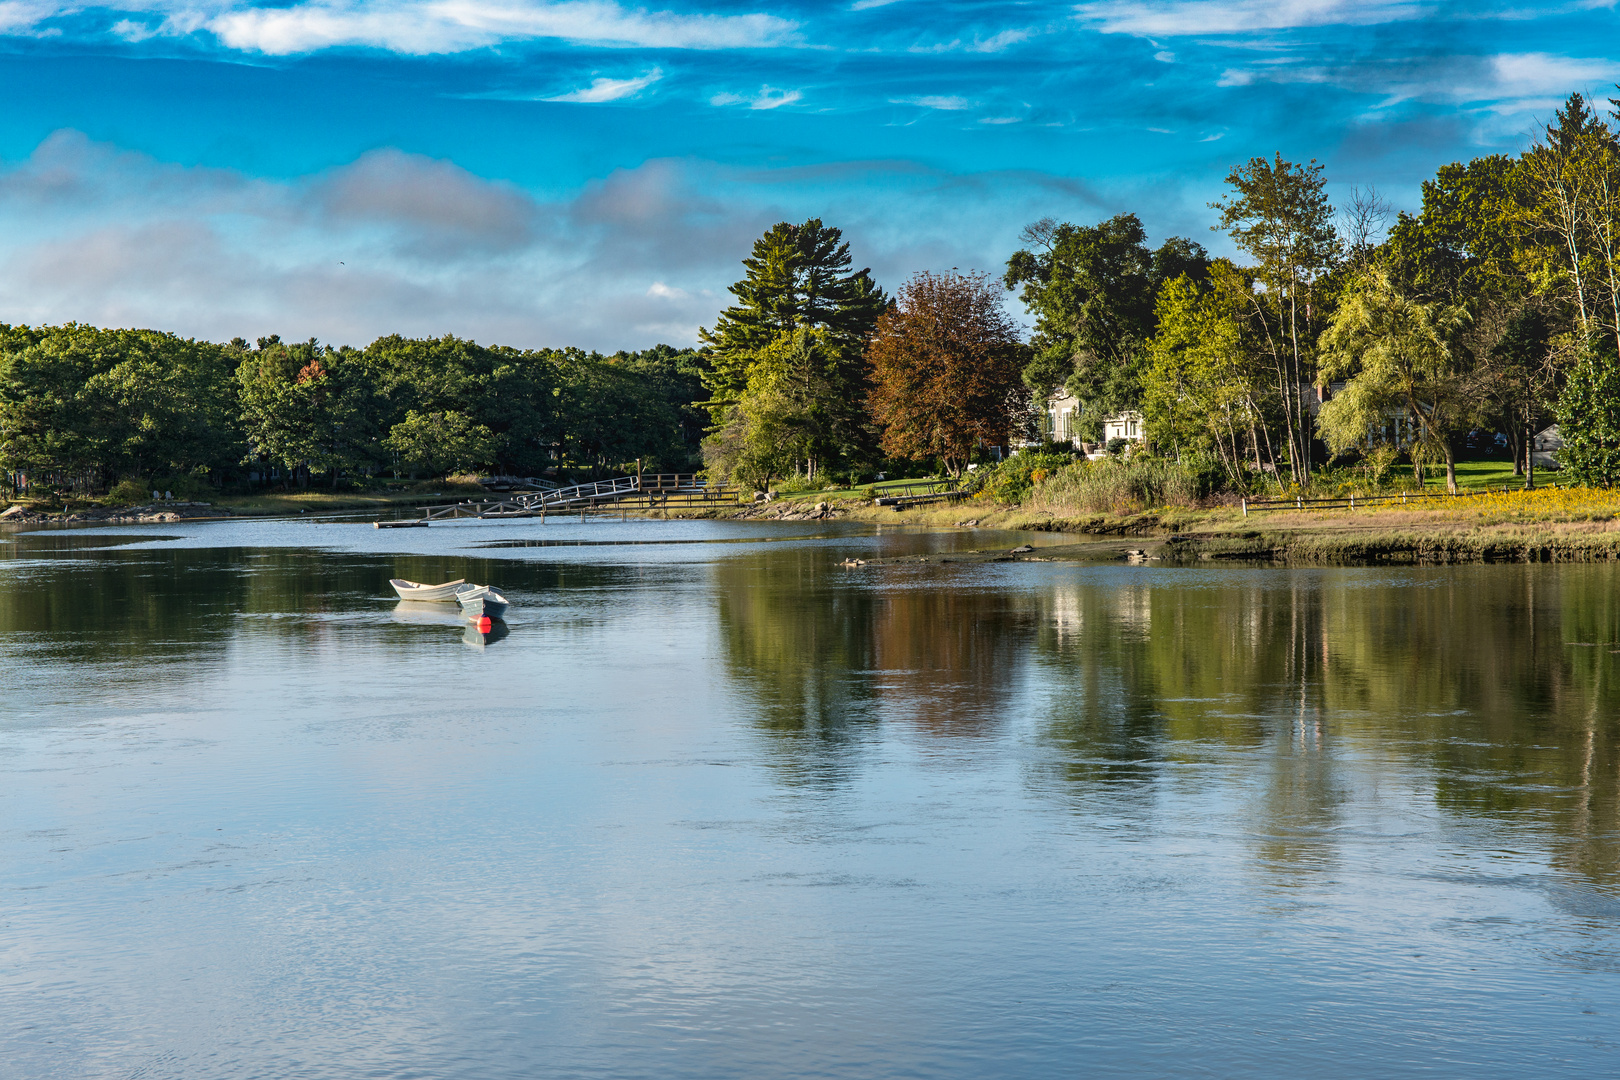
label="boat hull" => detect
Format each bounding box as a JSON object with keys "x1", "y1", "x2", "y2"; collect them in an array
[{"x1": 390, "y1": 578, "x2": 466, "y2": 602}]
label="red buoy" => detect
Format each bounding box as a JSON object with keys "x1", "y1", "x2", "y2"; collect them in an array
[{"x1": 478, "y1": 616, "x2": 492, "y2": 633}]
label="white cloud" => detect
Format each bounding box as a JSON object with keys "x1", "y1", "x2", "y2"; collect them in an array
[
  {"x1": 710, "y1": 85, "x2": 802, "y2": 109},
  {"x1": 974, "y1": 27, "x2": 1031, "y2": 51},
  {"x1": 850, "y1": 0, "x2": 901, "y2": 9},
  {"x1": 110, "y1": 18, "x2": 161, "y2": 41},
  {"x1": 909, "y1": 27, "x2": 1032, "y2": 53},
  {"x1": 1075, "y1": 0, "x2": 1425, "y2": 35},
  {"x1": 979, "y1": 116, "x2": 1022, "y2": 125},
  {"x1": 0, "y1": 0, "x2": 56, "y2": 34},
  {"x1": 201, "y1": 0, "x2": 797, "y2": 55},
  {"x1": 1485, "y1": 52, "x2": 1620, "y2": 102},
  {"x1": 0, "y1": 132, "x2": 1108, "y2": 351},
  {"x1": 1215, "y1": 51, "x2": 1620, "y2": 112},
  {"x1": 1153, "y1": 49, "x2": 1175, "y2": 62},
  {"x1": 547, "y1": 68, "x2": 662, "y2": 103},
  {"x1": 891, "y1": 95, "x2": 973, "y2": 110}
]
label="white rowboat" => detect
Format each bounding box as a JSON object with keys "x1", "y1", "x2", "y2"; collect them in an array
[
  {"x1": 455, "y1": 584, "x2": 510, "y2": 619},
  {"x1": 390, "y1": 578, "x2": 466, "y2": 602}
]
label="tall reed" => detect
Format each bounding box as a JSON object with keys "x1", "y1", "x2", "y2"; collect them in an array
[{"x1": 1025, "y1": 456, "x2": 1213, "y2": 515}]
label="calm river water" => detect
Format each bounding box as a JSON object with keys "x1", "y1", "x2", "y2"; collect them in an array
[{"x1": 2, "y1": 516, "x2": 1619, "y2": 1078}]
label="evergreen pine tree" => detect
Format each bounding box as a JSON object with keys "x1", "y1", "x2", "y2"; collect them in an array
[{"x1": 698, "y1": 218, "x2": 886, "y2": 427}]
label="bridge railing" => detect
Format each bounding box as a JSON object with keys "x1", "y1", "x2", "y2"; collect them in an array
[{"x1": 420, "y1": 472, "x2": 736, "y2": 519}]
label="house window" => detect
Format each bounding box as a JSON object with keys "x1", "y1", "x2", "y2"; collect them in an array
[{"x1": 1127, "y1": 420, "x2": 1137, "y2": 437}]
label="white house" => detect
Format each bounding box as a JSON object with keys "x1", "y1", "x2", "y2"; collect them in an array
[
  {"x1": 1102, "y1": 411, "x2": 1145, "y2": 445},
  {"x1": 1038, "y1": 391, "x2": 1082, "y2": 444},
  {"x1": 1033, "y1": 391, "x2": 1144, "y2": 454}
]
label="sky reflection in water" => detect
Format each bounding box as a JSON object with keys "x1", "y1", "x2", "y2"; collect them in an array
[{"x1": 2, "y1": 517, "x2": 1618, "y2": 1078}]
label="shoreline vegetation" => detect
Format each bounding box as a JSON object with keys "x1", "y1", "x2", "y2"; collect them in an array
[
  {"x1": 725, "y1": 477, "x2": 1620, "y2": 565},
  {"x1": 10, "y1": 468, "x2": 1620, "y2": 566}
]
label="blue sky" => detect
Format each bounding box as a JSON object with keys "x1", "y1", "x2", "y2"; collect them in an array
[{"x1": 1, "y1": 1, "x2": 1617, "y2": 351}]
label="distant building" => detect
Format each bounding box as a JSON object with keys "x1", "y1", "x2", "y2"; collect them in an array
[
  {"x1": 1032, "y1": 391, "x2": 1144, "y2": 457},
  {"x1": 1037, "y1": 391, "x2": 1082, "y2": 445},
  {"x1": 1102, "y1": 411, "x2": 1144, "y2": 445}
]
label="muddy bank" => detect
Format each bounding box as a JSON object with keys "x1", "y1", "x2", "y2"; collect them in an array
[{"x1": 832, "y1": 526, "x2": 1620, "y2": 567}]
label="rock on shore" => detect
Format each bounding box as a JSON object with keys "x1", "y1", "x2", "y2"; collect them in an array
[{"x1": 0, "y1": 501, "x2": 228, "y2": 525}]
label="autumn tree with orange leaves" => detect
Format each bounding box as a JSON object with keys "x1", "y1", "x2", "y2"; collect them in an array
[{"x1": 867, "y1": 271, "x2": 1031, "y2": 476}]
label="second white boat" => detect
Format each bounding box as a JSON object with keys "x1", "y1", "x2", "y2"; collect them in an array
[{"x1": 455, "y1": 584, "x2": 510, "y2": 619}]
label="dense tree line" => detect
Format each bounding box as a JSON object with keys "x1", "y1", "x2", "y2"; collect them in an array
[
  {"x1": 0, "y1": 326, "x2": 705, "y2": 493},
  {"x1": 1138, "y1": 92, "x2": 1620, "y2": 493}
]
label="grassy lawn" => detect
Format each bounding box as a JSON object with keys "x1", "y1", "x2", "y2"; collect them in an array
[{"x1": 1383, "y1": 459, "x2": 1561, "y2": 492}]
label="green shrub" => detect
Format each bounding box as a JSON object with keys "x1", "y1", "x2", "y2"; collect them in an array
[
  {"x1": 773, "y1": 474, "x2": 835, "y2": 495},
  {"x1": 962, "y1": 449, "x2": 1077, "y2": 503},
  {"x1": 106, "y1": 479, "x2": 151, "y2": 506}
]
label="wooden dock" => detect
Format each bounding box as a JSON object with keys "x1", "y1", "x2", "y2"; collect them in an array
[{"x1": 871, "y1": 478, "x2": 962, "y2": 510}]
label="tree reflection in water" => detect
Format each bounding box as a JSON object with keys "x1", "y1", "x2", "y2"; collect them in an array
[{"x1": 716, "y1": 553, "x2": 1620, "y2": 889}]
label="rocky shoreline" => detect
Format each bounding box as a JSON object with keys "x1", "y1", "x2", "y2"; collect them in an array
[{"x1": 0, "y1": 501, "x2": 229, "y2": 525}]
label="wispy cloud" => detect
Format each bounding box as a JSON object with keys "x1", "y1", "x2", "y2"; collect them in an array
[
  {"x1": 910, "y1": 27, "x2": 1033, "y2": 53},
  {"x1": 891, "y1": 95, "x2": 973, "y2": 110},
  {"x1": 0, "y1": 0, "x2": 58, "y2": 34},
  {"x1": 547, "y1": 68, "x2": 662, "y2": 102},
  {"x1": 1217, "y1": 51, "x2": 1620, "y2": 112},
  {"x1": 710, "y1": 85, "x2": 802, "y2": 109},
  {"x1": 1075, "y1": 0, "x2": 1427, "y2": 35},
  {"x1": 200, "y1": 1, "x2": 797, "y2": 55}
]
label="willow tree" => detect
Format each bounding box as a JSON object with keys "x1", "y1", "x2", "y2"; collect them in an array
[
  {"x1": 867, "y1": 272, "x2": 1030, "y2": 477},
  {"x1": 1317, "y1": 270, "x2": 1476, "y2": 493}
]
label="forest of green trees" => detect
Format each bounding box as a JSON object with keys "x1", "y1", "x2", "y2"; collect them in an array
[
  {"x1": 6, "y1": 89, "x2": 1620, "y2": 500},
  {"x1": 0, "y1": 327, "x2": 707, "y2": 496}
]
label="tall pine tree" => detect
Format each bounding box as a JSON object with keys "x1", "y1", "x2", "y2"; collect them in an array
[
  {"x1": 698, "y1": 218, "x2": 886, "y2": 424},
  {"x1": 698, "y1": 219, "x2": 886, "y2": 480}
]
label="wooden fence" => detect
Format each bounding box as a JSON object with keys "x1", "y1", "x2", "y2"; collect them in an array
[{"x1": 1242, "y1": 484, "x2": 1556, "y2": 516}]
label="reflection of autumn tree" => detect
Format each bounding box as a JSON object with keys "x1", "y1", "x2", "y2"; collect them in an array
[
  {"x1": 712, "y1": 557, "x2": 1033, "y2": 753},
  {"x1": 869, "y1": 581, "x2": 1031, "y2": 738},
  {"x1": 1027, "y1": 566, "x2": 1620, "y2": 887}
]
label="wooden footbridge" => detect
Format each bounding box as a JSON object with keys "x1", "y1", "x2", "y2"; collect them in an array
[{"x1": 420, "y1": 473, "x2": 735, "y2": 521}]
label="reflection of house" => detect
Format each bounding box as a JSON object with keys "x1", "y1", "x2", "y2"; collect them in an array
[{"x1": 1532, "y1": 425, "x2": 1563, "y2": 469}]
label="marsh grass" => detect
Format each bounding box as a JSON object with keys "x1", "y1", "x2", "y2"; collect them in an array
[{"x1": 1026, "y1": 456, "x2": 1220, "y2": 515}]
